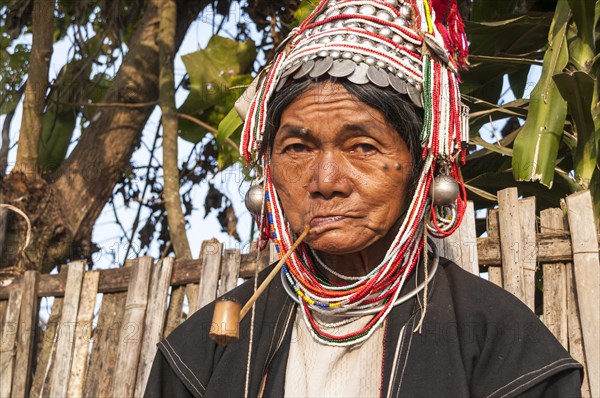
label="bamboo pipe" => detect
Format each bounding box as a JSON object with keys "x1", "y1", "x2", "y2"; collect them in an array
[{"x1": 210, "y1": 226, "x2": 311, "y2": 346}]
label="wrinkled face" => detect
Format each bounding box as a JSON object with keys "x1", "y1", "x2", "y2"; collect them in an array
[{"x1": 270, "y1": 82, "x2": 413, "y2": 255}]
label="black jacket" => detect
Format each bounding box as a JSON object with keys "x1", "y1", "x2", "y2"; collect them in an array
[{"x1": 145, "y1": 259, "x2": 582, "y2": 397}]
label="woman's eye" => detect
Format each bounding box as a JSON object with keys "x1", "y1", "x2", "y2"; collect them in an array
[
  {"x1": 353, "y1": 143, "x2": 377, "y2": 153},
  {"x1": 284, "y1": 143, "x2": 308, "y2": 153}
]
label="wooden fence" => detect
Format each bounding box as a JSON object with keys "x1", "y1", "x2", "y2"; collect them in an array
[{"x1": 0, "y1": 188, "x2": 598, "y2": 397}]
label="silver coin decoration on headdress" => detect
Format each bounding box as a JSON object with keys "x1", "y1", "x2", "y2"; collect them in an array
[{"x1": 271, "y1": 0, "x2": 429, "y2": 107}]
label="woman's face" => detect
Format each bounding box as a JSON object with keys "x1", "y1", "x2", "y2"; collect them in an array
[{"x1": 270, "y1": 82, "x2": 414, "y2": 255}]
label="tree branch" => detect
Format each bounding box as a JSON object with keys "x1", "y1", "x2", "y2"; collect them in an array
[
  {"x1": 177, "y1": 112, "x2": 239, "y2": 151},
  {"x1": 177, "y1": 112, "x2": 217, "y2": 134},
  {"x1": 59, "y1": 100, "x2": 159, "y2": 108},
  {"x1": 160, "y1": 0, "x2": 192, "y2": 260},
  {"x1": 14, "y1": 0, "x2": 55, "y2": 176},
  {"x1": 1, "y1": 84, "x2": 25, "y2": 177}
]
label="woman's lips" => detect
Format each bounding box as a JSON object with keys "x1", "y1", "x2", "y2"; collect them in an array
[{"x1": 309, "y1": 215, "x2": 347, "y2": 229}]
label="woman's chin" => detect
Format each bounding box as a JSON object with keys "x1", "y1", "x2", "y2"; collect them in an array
[{"x1": 305, "y1": 233, "x2": 375, "y2": 256}]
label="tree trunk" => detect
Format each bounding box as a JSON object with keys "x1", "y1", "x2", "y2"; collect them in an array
[
  {"x1": 160, "y1": 0, "x2": 193, "y2": 260},
  {"x1": 14, "y1": 0, "x2": 54, "y2": 177},
  {"x1": 0, "y1": 0, "x2": 213, "y2": 275}
]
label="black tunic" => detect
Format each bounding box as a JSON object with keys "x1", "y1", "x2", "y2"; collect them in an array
[{"x1": 144, "y1": 259, "x2": 582, "y2": 397}]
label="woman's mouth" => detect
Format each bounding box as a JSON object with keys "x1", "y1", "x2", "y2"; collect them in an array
[{"x1": 310, "y1": 215, "x2": 347, "y2": 229}]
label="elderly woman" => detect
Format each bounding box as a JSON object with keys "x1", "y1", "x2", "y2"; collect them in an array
[{"x1": 145, "y1": 1, "x2": 582, "y2": 397}]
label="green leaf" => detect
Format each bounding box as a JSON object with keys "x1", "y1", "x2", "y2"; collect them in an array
[
  {"x1": 38, "y1": 110, "x2": 77, "y2": 171},
  {"x1": 216, "y1": 107, "x2": 243, "y2": 145},
  {"x1": 566, "y1": 0, "x2": 596, "y2": 71},
  {"x1": 178, "y1": 35, "x2": 256, "y2": 143},
  {"x1": 216, "y1": 107, "x2": 243, "y2": 169},
  {"x1": 553, "y1": 71, "x2": 597, "y2": 183},
  {"x1": 512, "y1": 0, "x2": 570, "y2": 188}
]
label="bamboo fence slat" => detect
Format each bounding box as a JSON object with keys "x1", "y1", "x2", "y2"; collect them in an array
[
  {"x1": 49, "y1": 261, "x2": 85, "y2": 398},
  {"x1": 566, "y1": 261, "x2": 591, "y2": 397},
  {"x1": 219, "y1": 249, "x2": 241, "y2": 296},
  {"x1": 0, "y1": 299, "x2": 7, "y2": 329},
  {"x1": 197, "y1": 239, "x2": 223, "y2": 309},
  {"x1": 84, "y1": 292, "x2": 127, "y2": 397},
  {"x1": 12, "y1": 271, "x2": 39, "y2": 398},
  {"x1": 67, "y1": 270, "x2": 99, "y2": 397},
  {"x1": 134, "y1": 257, "x2": 174, "y2": 397},
  {"x1": 0, "y1": 286, "x2": 23, "y2": 398},
  {"x1": 444, "y1": 201, "x2": 479, "y2": 275},
  {"x1": 186, "y1": 283, "x2": 200, "y2": 316},
  {"x1": 566, "y1": 191, "x2": 599, "y2": 398},
  {"x1": 113, "y1": 256, "x2": 153, "y2": 398},
  {"x1": 29, "y1": 297, "x2": 63, "y2": 398},
  {"x1": 486, "y1": 209, "x2": 503, "y2": 287},
  {"x1": 540, "y1": 209, "x2": 568, "y2": 347},
  {"x1": 519, "y1": 197, "x2": 537, "y2": 311},
  {"x1": 498, "y1": 188, "x2": 525, "y2": 302},
  {"x1": 163, "y1": 286, "x2": 185, "y2": 338}
]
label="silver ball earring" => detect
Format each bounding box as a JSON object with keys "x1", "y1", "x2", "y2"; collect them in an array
[
  {"x1": 430, "y1": 174, "x2": 459, "y2": 206},
  {"x1": 244, "y1": 182, "x2": 265, "y2": 216}
]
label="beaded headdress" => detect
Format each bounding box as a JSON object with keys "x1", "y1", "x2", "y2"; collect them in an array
[{"x1": 240, "y1": 0, "x2": 470, "y2": 346}]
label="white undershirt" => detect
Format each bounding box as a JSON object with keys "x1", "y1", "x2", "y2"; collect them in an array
[{"x1": 284, "y1": 310, "x2": 385, "y2": 398}]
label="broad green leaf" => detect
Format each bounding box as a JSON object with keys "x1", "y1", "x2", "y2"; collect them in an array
[
  {"x1": 216, "y1": 107, "x2": 244, "y2": 169},
  {"x1": 178, "y1": 35, "x2": 256, "y2": 143},
  {"x1": 38, "y1": 110, "x2": 77, "y2": 171},
  {"x1": 179, "y1": 36, "x2": 256, "y2": 114},
  {"x1": 553, "y1": 71, "x2": 597, "y2": 183},
  {"x1": 512, "y1": 0, "x2": 570, "y2": 188},
  {"x1": 567, "y1": 0, "x2": 596, "y2": 71},
  {"x1": 178, "y1": 73, "x2": 254, "y2": 144},
  {"x1": 216, "y1": 107, "x2": 243, "y2": 145}
]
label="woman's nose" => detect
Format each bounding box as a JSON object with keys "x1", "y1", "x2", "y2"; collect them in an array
[{"x1": 307, "y1": 153, "x2": 352, "y2": 199}]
